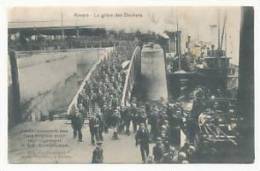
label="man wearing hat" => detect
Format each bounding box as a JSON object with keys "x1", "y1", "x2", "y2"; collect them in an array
[
  {"x1": 92, "y1": 141, "x2": 104, "y2": 163},
  {"x1": 139, "y1": 106, "x2": 147, "y2": 126},
  {"x1": 89, "y1": 115, "x2": 100, "y2": 145},
  {"x1": 178, "y1": 151, "x2": 187, "y2": 163},
  {"x1": 152, "y1": 137, "x2": 165, "y2": 163},
  {"x1": 149, "y1": 109, "x2": 158, "y2": 140},
  {"x1": 112, "y1": 108, "x2": 121, "y2": 139},
  {"x1": 191, "y1": 91, "x2": 206, "y2": 121},
  {"x1": 135, "y1": 123, "x2": 150, "y2": 163},
  {"x1": 96, "y1": 112, "x2": 104, "y2": 141},
  {"x1": 130, "y1": 103, "x2": 138, "y2": 132},
  {"x1": 102, "y1": 104, "x2": 109, "y2": 133},
  {"x1": 186, "y1": 145, "x2": 196, "y2": 162},
  {"x1": 71, "y1": 106, "x2": 84, "y2": 142},
  {"x1": 121, "y1": 105, "x2": 131, "y2": 135},
  {"x1": 160, "y1": 145, "x2": 176, "y2": 163}
]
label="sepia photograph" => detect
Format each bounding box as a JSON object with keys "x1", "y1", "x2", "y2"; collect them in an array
[{"x1": 7, "y1": 6, "x2": 254, "y2": 164}]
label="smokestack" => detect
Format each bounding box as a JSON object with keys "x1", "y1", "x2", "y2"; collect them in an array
[{"x1": 217, "y1": 10, "x2": 221, "y2": 50}]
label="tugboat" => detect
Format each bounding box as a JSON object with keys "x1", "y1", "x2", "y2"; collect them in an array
[{"x1": 163, "y1": 11, "x2": 240, "y2": 163}]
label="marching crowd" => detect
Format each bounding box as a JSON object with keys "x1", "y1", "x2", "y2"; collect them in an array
[
  {"x1": 69, "y1": 45, "x2": 231, "y2": 164},
  {"x1": 70, "y1": 48, "x2": 128, "y2": 141},
  {"x1": 72, "y1": 95, "x2": 200, "y2": 163},
  {"x1": 132, "y1": 87, "x2": 233, "y2": 164},
  {"x1": 133, "y1": 100, "x2": 197, "y2": 164}
]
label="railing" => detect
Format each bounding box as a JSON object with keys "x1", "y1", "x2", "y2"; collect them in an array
[
  {"x1": 67, "y1": 45, "x2": 140, "y2": 116},
  {"x1": 15, "y1": 47, "x2": 112, "y2": 57},
  {"x1": 121, "y1": 46, "x2": 141, "y2": 106},
  {"x1": 9, "y1": 39, "x2": 118, "y2": 52},
  {"x1": 67, "y1": 60, "x2": 101, "y2": 116},
  {"x1": 67, "y1": 48, "x2": 114, "y2": 116}
]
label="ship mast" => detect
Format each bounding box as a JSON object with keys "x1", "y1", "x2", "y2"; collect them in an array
[
  {"x1": 220, "y1": 12, "x2": 227, "y2": 51},
  {"x1": 61, "y1": 9, "x2": 65, "y2": 40},
  {"x1": 176, "y1": 12, "x2": 181, "y2": 70},
  {"x1": 217, "y1": 10, "x2": 221, "y2": 50},
  {"x1": 225, "y1": 30, "x2": 227, "y2": 56},
  {"x1": 177, "y1": 20, "x2": 181, "y2": 70}
]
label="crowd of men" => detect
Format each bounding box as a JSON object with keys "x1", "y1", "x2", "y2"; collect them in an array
[
  {"x1": 133, "y1": 100, "x2": 196, "y2": 163},
  {"x1": 71, "y1": 93, "x2": 202, "y2": 163},
  {"x1": 70, "y1": 47, "x2": 129, "y2": 142},
  {"x1": 68, "y1": 43, "x2": 234, "y2": 163},
  {"x1": 133, "y1": 86, "x2": 235, "y2": 163}
]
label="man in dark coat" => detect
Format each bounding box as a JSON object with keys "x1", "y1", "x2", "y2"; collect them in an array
[
  {"x1": 92, "y1": 141, "x2": 104, "y2": 163},
  {"x1": 138, "y1": 106, "x2": 147, "y2": 126},
  {"x1": 96, "y1": 112, "x2": 104, "y2": 141},
  {"x1": 103, "y1": 104, "x2": 112, "y2": 132},
  {"x1": 120, "y1": 106, "x2": 131, "y2": 135},
  {"x1": 160, "y1": 146, "x2": 176, "y2": 163},
  {"x1": 112, "y1": 108, "x2": 121, "y2": 139},
  {"x1": 153, "y1": 137, "x2": 165, "y2": 163},
  {"x1": 131, "y1": 103, "x2": 138, "y2": 132},
  {"x1": 89, "y1": 115, "x2": 100, "y2": 145},
  {"x1": 159, "y1": 140, "x2": 177, "y2": 163},
  {"x1": 71, "y1": 107, "x2": 84, "y2": 142},
  {"x1": 191, "y1": 91, "x2": 206, "y2": 121},
  {"x1": 149, "y1": 105, "x2": 160, "y2": 140},
  {"x1": 135, "y1": 123, "x2": 150, "y2": 163},
  {"x1": 149, "y1": 111, "x2": 157, "y2": 140}
]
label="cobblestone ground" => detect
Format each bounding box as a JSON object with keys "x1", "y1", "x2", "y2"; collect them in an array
[{"x1": 8, "y1": 120, "x2": 150, "y2": 164}]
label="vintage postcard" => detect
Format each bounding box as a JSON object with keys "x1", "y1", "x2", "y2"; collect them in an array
[{"x1": 7, "y1": 6, "x2": 254, "y2": 164}]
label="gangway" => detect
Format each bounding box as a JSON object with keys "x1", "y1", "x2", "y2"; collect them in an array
[{"x1": 140, "y1": 43, "x2": 168, "y2": 102}]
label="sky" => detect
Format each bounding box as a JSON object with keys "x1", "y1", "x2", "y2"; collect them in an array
[{"x1": 8, "y1": 7, "x2": 241, "y2": 64}]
